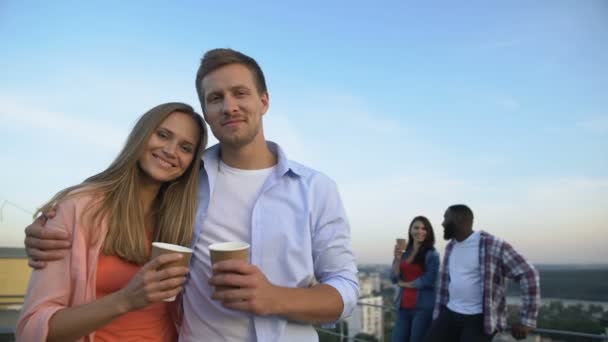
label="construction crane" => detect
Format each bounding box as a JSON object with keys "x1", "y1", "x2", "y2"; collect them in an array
[{"x1": 0, "y1": 200, "x2": 34, "y2": 223}]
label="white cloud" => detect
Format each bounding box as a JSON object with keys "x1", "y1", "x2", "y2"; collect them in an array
[
  {"x1": 578, "y1": 116, "x2": 608, "y2": 134},
  {"x1": 499, "y1": 96, "x2": 520, "y2": 111},
  {"x1": 263, "y1": 113, "x2": 310, "y2": 163},
  {"x1": 0, "y1": 95, "x2": 127, "y2": 150},
  {"x1": 479, "y1": 38, "x2": 523, "y2": 50},
  {"x1": 476, "y1": 177, "x2": 608, "y2": 264},
  {"x1": 267, "y1": 89, "x2": 416, "y2": 172}
]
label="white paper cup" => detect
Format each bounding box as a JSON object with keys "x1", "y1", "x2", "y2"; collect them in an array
[{"x1": 150, "y1": 242, "x2": 193, "y2": 301}]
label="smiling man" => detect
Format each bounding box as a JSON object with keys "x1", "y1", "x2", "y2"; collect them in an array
[{"x1": 179, "y1": 49, "x2": 360, "y2": 341}]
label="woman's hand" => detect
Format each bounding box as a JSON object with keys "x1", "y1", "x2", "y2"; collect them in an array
[
  {"x1": 398, "y1": 281, "x2": 414, "y2": 288},
  {"x1": 393, "y1": 241, "x2": 405, "y2": 260},
  {"x1": 115, "y1": 253, "x2": 189, "y2": 312}
]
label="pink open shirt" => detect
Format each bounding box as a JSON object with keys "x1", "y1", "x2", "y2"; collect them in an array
[{"x1": 17, "y1": 193, "x2": 108, "y2": 341}]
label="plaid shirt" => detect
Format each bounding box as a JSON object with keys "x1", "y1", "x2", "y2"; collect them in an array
[{"x1": 433, "y1": 231, "x2": 540, "y2": 334}]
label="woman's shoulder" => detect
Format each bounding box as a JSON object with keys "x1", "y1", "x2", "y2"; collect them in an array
[
  {"x1": 57, "y1": 187, "x2": 103, "y2": 211},
  {"x1": 47, "y1": 188, "x2": 107, "y2": 242},
  {"x1": 48, "y1": 187, "x2": 106, "y2": 228},
  {"x1": 425, "y1": 247, "x2": 440, "y2": 259}
]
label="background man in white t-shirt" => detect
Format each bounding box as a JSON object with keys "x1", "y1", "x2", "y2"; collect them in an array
[{"x1": 424, "y1": 204, "x2": 540, "y2": 342}]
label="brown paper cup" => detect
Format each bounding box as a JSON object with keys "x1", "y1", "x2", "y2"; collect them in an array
[
  {"x1": 209, "y1": 242, "x2": 250, "y2": 291},
  {"x1": 396, "y1": 238, "x2": 407, "y2": 251},
  {"x1": 150, "y1": 242, "x2": 193, "y2": 301}
]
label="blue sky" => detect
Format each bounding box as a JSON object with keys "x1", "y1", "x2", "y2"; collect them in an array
[{"x1": 1, "y1": 0, "x2": 607, "y2": 264}]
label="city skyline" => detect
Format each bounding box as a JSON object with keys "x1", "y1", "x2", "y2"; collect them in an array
[{"x1": 1, "y1": 1, "x2": 607, "y2": 264}]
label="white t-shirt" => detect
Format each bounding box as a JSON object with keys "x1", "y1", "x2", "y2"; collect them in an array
[
  {"x1": 447, "y1": 230, "x2": 483, "y2": 315},
  {"x1": 183, "y1": 160, "x2": 275, "y2": 341}
]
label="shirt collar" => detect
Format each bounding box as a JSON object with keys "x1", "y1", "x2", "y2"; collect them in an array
[{"x1": 202, "y1": 140, "x2": 303, "y2": 178}]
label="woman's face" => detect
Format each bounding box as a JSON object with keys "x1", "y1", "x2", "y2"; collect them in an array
[
  {"x1": 138, "y1": 111, "x2": 200, "y2": 184},
  {"x1": 410, "y1": 220, "x2": 428, "y2": 244}
]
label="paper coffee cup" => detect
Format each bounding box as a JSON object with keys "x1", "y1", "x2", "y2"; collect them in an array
[
  {"x1": 396, "y1": 238, "x2": 407, "y2": 251},
  {"x1": 150, "y1": 242, "x2": 193, "y2": 301},
  {"x1": 209, "y1": 242, "x2": 250, "y2": 291}
]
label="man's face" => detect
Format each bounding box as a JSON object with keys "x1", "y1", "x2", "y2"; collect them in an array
[
  {"x1": 442, "y1": 210, "x2": 458, "y2": 240},
  {"x1": 200, "y1": 63, "x2": 269, "y2": 148}
]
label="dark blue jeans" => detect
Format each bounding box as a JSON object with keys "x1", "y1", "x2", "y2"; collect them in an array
[
  {"x1": 391, "y1": 307, "x2": 433, "y2": 342},
  {"x1": 423, "y1": 306, "x2": 495, "y2": 342}
]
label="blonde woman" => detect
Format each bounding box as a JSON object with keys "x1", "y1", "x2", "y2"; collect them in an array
[{"x1": 17, "y1": 102, "x2": 207, "y2": 342}]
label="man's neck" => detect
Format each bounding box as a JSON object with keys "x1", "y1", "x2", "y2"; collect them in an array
[
  {"x1": 220, "y1": 138, "x2": 277, "y2": 170},
  {"x1": 454, "y1": 229, "x2": 474, "y2": 242}
]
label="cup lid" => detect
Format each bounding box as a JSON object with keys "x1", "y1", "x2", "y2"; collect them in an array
[
  {"x1": 152, "y1": 242, "x2": 193, "y2": 253},
  {"x1": 209, "y1": 241, "x2": 250, "y2": 251}
]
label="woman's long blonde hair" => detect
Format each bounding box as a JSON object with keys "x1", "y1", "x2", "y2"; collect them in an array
[{"x1": 35, "y1": 102, "x2": 208, "y2": 264}]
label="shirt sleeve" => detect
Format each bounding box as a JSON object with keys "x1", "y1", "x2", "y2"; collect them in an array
[
  {"x1": 310, "y1": 177, "x2": 360, "y2": 323},
  {"x1": 413, "y1": 250, "x2": 440, "y2": 290},
  {"x1": 501, "y1": 241, "x2": 541, "y2": 328},
  {"x1": 433, "y1": 244, "x2": 451, "y2": 320},
  {"x1": 16, "y1": 198, "x2": 78, "y2": 341}
]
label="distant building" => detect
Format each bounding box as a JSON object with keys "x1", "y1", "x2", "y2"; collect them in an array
[
  {"x1": 359, "y1": 276, "x2": 375, "y2": 297},
  {"x1": 0, "y1": 247, "x2": 29, "y2": 335},
  {"x1": 368, "y1": 272, "x2": 381, "y2": 292},
  {"x1": 359, "y1": 271, "x2": 382, "y2": 297},
  {"x1": 347, "y1": 296, "x2": 384, "y2": 341},
  {"x1": 381, "y1": 277, "x2": 394, "y2": 291},
  {"x1": 0, "y1": 247, "x2": 29, "y2": 308}
]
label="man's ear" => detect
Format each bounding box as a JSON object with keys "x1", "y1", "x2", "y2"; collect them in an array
[{"x1": 260, "y1": 92, "x2": 269, "y2": 115}]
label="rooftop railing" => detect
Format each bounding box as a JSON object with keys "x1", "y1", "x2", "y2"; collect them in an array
[
  {"x1": 1, "y1": 300, "x2": 606, "y2": 341},
  {"x1": 314, "y1": 301, "x2": 608, "y2": 341}
]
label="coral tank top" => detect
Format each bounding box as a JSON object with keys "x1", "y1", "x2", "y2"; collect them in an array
[{"x1": 94, "y1": 253, "x2": 177, "y2": 342}]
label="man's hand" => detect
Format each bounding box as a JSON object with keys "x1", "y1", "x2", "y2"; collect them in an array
[
  {"x1": 209, "y1": 260, "x2": 279, "y2": 316},
  {"x1": 24, "y1": 210, "x2": 71, "y2": 269},
  {"x1": 511, "y1": 323, "x2": 533, "y2": 340}
]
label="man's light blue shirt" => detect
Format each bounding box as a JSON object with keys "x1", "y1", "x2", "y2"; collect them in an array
[{"x1": 181, "y1": 141, "x2": 360, "y2": 341}]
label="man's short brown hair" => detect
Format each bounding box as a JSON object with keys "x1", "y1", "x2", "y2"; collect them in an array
[{"x1": 195, "y1": 48, "x2": 268, "y2": 112}]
